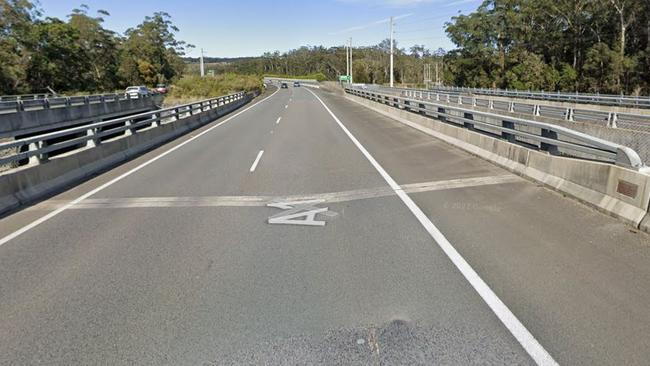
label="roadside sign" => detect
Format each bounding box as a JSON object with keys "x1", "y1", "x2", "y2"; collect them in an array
[{"x1": 339, "y1": 75, "x2": 351, "y2": 82}]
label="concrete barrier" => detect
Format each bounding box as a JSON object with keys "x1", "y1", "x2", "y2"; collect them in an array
[
  {"x1": 0, "y1": 95, "x2": 250, "y2": 216},
  {"x1": 346, "y1": 93, "x2": 650, "y2": 233}
]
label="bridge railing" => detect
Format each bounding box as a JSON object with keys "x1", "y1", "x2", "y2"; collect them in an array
[
  {"x1": 0, "y1": 92, "x2": 245, "y2": 168},
  {"x1": 426, "y1": 86, "x2": 650, "y2": 109},
  {"x1": 346, "y1": 87, "x2": 644, "y2": 169},
  {"x1": 0, "y1": 93, "x2": 152, "y2": 114},
  {"x1": 0, "y1": 93, "x2": 52, "y2": 102},
  {"x1": 368, "y1": 86, "x2": 650, "y2": 134}
]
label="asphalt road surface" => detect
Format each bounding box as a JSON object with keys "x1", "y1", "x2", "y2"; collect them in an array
[{"x1": 1, "y1": 84, "x2": 649, "y2": 365}]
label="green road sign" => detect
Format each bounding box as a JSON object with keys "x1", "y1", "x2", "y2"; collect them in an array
[{"x1": 339, "y1": 75, "x2": 351, "y2": 82}]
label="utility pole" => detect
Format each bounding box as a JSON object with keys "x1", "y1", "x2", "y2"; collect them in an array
[
  {"x1": 350, "y1": 37, "x2": 353, "y2": 84},
  {"x1": 200, "y1": 48, "x2": 205, "y2": 77},
  {"x1": 345, "y1": 43, "x2": 350, "y2": 83},
  {"x1": 390, "y1": 16, "x2": 394, "y2": 88}
]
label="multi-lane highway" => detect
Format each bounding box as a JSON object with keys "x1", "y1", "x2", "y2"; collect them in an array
[{"x1": 1, "y1": 85, "x2": 649, "y2": 365}]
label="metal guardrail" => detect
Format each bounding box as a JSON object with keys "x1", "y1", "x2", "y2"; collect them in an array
[
  {"x1": 0, "y1": 93, "x2": 52, "y2": 102},
  {"x1": 0, "y1": 92, "x2": 246, "y2": 168},
  {"x1": 428, "y1": 86, "x2": 650, "y2": 109},
  {"x1": 0, "y1": 93, "x2": 154, "y2": 114},
  {"x1": 346, "y1": 87, "x2": 644, "y2": 169},
  {"x1": 376, "y1": 87, "x2": 650, "y2": 133}
]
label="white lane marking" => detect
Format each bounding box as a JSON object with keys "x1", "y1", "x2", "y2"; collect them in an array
[
  {"x1": 249, "y1": 150, "x2": 264, "y2": 172},
  {"x1": 27, "y1": 175, "x2": 521, "y2": 210},
  {"x1": 304, "y1": 88, "x2": 558, "y2": 366},
  {"x1": 285, "y1": 105, "x2": 288, "y2": 109},
  {"x1": 0, "y1": 88, "x2": 281, "y2": 248},
  {"x1": 276, "y1": 117, "x2": 282, "y2": 124},
  {"x1": 289, "y1": 98, "x2": 292, "y2": 102}
]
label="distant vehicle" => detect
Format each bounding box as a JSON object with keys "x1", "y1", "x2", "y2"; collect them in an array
[
  {"x1": 281, "y1": 82, "x2": 288, "y2": 89},
  {"x1": 125, "y1": 86, "x2": 150, "y2": 98},
  {"x1": 293, "y1": 81, "x2": 300, "y2": 87},
  {"x1": 154, "y1": 84, "x2": 168, "y2": 94}
]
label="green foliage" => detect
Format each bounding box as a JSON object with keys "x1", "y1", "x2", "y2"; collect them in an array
[
  {"x1": 185, "y1": 43, "x2": 448, "y2": 86},
  {"x1": 167, "y1": 73, "x2": 262, "y2": 102},
  {"x1": 445, "y1": 0, "x2": 650, "y2": 94},
  {"x1": 0, "y1": 1, "x2": 190, "y2": 94}
]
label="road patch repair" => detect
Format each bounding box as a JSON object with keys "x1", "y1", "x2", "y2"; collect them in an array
[{"x1": 24, "y1": 174, "x2": 521, "y2": 212}]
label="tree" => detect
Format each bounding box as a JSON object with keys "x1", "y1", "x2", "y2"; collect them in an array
[{"x1": 118, "y1": 12, "x2": 192, "y2": 85}]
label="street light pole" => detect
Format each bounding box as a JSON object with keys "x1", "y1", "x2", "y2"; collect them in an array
[
  {"x1": 390, "y1": 16, "x2": 394, "y2": 88},
  {"x1": 349, "y1": 37, "x2": 353, "y2": 84},
  {"x1": 200, "y1": 48, "x2": 205, "y2": 77}
]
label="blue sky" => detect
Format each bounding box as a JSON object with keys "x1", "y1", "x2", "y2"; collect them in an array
[{"x1": 39, "y1": 0, "x2": 482, "y2": 58}]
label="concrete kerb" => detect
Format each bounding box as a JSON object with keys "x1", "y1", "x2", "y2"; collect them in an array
[
  {"x1": 0, "y1": 95, "x2": 251, "y2": 216},
  {"x1": 346, "y1": 93, "x2": 650, "y2": 233}
]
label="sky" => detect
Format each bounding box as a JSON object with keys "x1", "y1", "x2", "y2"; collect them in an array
[{"x1": 38, "y1": 0, "x2": 482, "y2": 58}]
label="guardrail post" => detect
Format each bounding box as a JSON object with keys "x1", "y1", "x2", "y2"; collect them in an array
[
  {"x1": 489, "y1": 100, "x2": 494, "y2": 109},
  {"x1": 436, "y1": 93, "x2": 440, "y2": 102},
  {"x1": 540, "y1": 129, "x2": 559, "y2": 154},
  {"x1": 508, "y1": 101, "x2": 515, "y2": 112},
  {"x1": 472, "y1": 97, "x2": 477, "y2": 107},
  {"x1": 27, "y1": 141, "x2": 47, "y2": 164},
  {"x1": 84, "y1": 96, "x2": 90, "y2": 105},
  {"x1": 17, "y1": 100, "x2": 25, "y2": 112},
  {"x1": 446, "y1": 94, "x2": 451, "y2": 103},
  {"x1": 125, "y1": 120, "x2": 134, "y2": 136},
  {"x1": 534, "y1": 105, "x2": 541, "y2": 116},
  {"x1": 151, "y1": 113, "x2": 160, "y2": 127},
  {"x1": 393, "y1": 97, "x2": 399, "y2": 108},
  {"x1": 607, "y1": 112, "x2": 618, "y2": 128},
  {"x1": 457, "y1": 96, "x2": 463, "y2": 105},
  {"x1": 43, "y1": 98, "x2": 50, "y2": 109},
  {"x1": 565, "y1": 108, "x2": 574, "y2": 121},
  {"x1": 86, "y1": 127, "x2": 99, "y2": 147},
  {"x1": 502, "y1": 121, "x2": 516, "y2": 142}
]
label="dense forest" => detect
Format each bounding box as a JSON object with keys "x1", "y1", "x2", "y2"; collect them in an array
[
  {"x1": 444, "y1": 0, "x2": 650, "y2": 94},
  {"x1": 0, "y1": 0, "x2": 190, "y2": 94}
]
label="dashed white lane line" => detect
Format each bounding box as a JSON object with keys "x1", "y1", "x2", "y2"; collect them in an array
[
  {"x1": 249, "y1": 150, "x2": 264, "y2": 172},
  {"x1": 304, "y1": 87, "x2": 558, "y2": 366},
  {"x1": 285, "y1": 104, "x2": 288, "y2": 109},
  {"x1": 276, "y1": 117, "x2": 282, "y2": 124},
  {"x1": 0, "y1": 88, "x2": 281, "y2": 248}
]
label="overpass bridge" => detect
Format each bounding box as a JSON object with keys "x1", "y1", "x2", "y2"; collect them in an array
[{"x1": 0, "y1": 83, "x2": 649, "y2": 365}]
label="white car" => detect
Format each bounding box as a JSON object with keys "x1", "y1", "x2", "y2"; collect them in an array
[{"x1": 125, "y1": 86, "x2": 150, "y2": 99}]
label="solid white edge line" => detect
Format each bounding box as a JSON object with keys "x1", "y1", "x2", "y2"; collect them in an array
[
  {"x1": 276, "y1": 117, "x2": 281, "y2": 124},
  {"x1": 304, "y1": 88, "x2": 558, "y2": 366},
  {"x1": 249, "y1": 150, "x2": 264, "y2": 172},
  {"x1": 0, "y1": 88, "x2": 281, "y2": 248}
]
